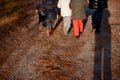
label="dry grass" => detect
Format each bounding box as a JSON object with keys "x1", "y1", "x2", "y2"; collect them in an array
[{"x1": 0, "y1": 0, "x2": 35, "y2": 40}]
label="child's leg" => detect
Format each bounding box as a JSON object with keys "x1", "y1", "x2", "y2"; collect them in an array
[
  {"x1": 50, "y1": 19, "x2": 54, "y2": 33},
  {"x1": 72, "y1": 20, "x2": 79, "y2": 37},
  {"x1": 63, "y1": 16, "x2": 71, "y2": 34},
  {"x1": 45, "y1": 19, "x2": 51, "y2": 29},
  {"x1": 45, "y1": 19, "x2": 51, "y2": 36},
  {"x1": 50, "y1": 19, "x2": 55, "y2": 29},
  {"x1": 46, "y1": 19, "x2": 55, "y2": 36},
  {"x1": 78, "y1": 20, "x2": 83, "y2": 32}
]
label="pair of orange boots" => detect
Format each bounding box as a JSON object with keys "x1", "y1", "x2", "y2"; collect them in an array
[{"x1": 72, "y1": 20, "x2": 83, "y2": 38}]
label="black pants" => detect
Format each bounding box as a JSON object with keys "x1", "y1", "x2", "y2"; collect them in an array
[
  {"x1": 91, "y1": 9, "x2": 103, "y2": 30},
  {"x1": 38, "y1": 11, "x2": 46, "y2": 24},
  {"x1": 45, "y1": 19, "x2": 54, "y2": 29}
]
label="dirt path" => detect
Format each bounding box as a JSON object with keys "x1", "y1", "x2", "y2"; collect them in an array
[{"x1": 0, "y1": 0, "x2": 120, "y2": 80}]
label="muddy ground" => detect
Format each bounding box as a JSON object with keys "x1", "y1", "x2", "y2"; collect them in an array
[{"x1": 0, "y1": 0, "x2": 120, "y2": 80}]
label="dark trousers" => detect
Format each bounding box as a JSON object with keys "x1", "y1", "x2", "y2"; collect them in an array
[
  {"x1": 38, "y1": 11, "x2": 46, "y2": 24},
  {"x1": 91, "y1": 9, "x2": 103, "y2": 30},
  {"x1": 45, "y1": 19, "x2": 54, "y2": 29}
]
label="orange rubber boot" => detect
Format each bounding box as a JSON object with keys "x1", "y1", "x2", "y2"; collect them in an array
[{"x1": 73, "y1": 20, "x2": 79, "y2": 37}]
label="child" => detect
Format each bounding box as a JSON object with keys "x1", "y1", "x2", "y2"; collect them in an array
[
  {"x1": 42, "y1": 0, "x2": 58, "y2": 36},
  {"x1": 57, "y1": 0, "x2": 72, "y2": 35},
  {"x1": 69, "y1": 0, "x2": 88, "y2": 38}
]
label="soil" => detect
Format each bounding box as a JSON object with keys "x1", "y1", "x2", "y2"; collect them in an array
[{"x1": 0, "y1": 0, "x2": 120, "y2": 80}]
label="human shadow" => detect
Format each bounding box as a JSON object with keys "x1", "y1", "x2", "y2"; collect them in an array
[
  {"x1": 93, "y1": 9, "x2": 112, "y2": 80},
  {"x1": 50, "y1": 16, "x2": 63, "y2": 34},
  {"x1": 54, "y1": 17, "x2": 63, "y2": 29}
]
